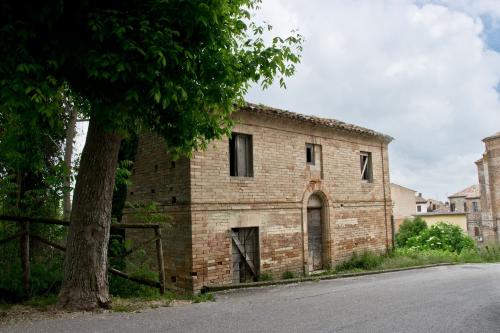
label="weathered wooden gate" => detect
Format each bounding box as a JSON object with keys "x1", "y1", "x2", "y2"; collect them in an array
[
  {"x1": 307, "y1": 208, "x2": 323, "y2": 271},
  {"x1": 231, "y1": 227, "x2": 259, "y2": 283}
]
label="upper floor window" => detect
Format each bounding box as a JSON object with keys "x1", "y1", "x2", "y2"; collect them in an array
[
  {"x1": 450, "y1": 203, "x2": 456, "y2": 212},
  {"x1": 472, "y1": 201, "x2": 479, "y2": 212},
  {"x1": 463, "y1": 202, "x2": 467, "y2": 212},
  {"x1": 417, "y1": 205, "x2": 421, "y2": 212},
  {"x1": 306, "y1": 144, "x2": 315, "y2": 165},
  {"x1": 360, "y1": 151, "x2": 373, "y2": 182},
  {"x1": 229, "y1": 133, "x2": 253, "y2": 177}
]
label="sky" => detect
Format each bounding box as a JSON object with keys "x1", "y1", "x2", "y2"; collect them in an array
[
  {"x1": 75, "y1": 0, "x2": 500, "y2": 202},
  {"x1": 245, "y1": 0, "x2": 500, "y2": 201}
]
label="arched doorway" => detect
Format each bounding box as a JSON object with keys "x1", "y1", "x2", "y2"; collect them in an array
[{"x1": 307, "y1": 194, "x2": 323, "y2": 271}]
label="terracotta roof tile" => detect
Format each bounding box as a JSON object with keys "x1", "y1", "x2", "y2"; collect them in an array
[
  {"x1": 449, "y1": 184, "x2": 480, "y2": 199},
  {"x1": 241, "y1": 103, "x2": 393, "y2": 142}
]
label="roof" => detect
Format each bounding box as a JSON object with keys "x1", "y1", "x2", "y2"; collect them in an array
[
  {"x1": 449, "y1": 184, "x2": 480, "y2": 199},
  {"x1": 416, "y1": 193, "x2": 427, "y2": 204},
  {"x1": 390, "y1": 183, "x2": 417, "y2": 193},
  {"x1": 414, "y1": 211, "x2": 466, "y2": 217},
  {"x1": 483, "y1": 131, "x2": 500, "y2": 142},
  {"x1": 241, "y1": 103, "x2": 393, "y2": 142}
]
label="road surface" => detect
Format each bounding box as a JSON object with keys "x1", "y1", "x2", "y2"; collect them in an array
[{"x1": 3, "y1": 264, "x2": 500, "y2": 333}]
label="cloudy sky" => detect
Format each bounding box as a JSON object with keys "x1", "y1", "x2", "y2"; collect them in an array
[{"x1": 246, "y1": 0, "x2": 500, "y2": 201}]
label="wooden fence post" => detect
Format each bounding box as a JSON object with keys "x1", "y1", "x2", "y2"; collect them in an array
[
  {"x1": 20, "y1": 220, "x2": 30, "y2": 297},
  {"x1": 155, "y1": 226, "x2": 166, "y2": 294}
]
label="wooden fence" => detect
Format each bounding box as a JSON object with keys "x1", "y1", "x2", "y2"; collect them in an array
[{"x1": 0, "y1": 215, "x2": 166, "y2": 296}]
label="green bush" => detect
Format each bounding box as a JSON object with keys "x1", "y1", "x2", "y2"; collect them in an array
[
  {"x1": 258, "y1": 273, "x2": 274, "y2": 281},
  {"x1": 405, "y1": 222, "x2": 474, "y2": 253},
  {"x1": 395, "y1": 217, "x2": 427, "y2": 247},
  {"x1": 281, "y1": 271, "x2": 297, "y2": 279}
]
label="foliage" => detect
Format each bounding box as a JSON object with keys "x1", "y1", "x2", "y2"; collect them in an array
[
  {"x1": 281, "y1": 271, "x2": 297, "y2": 280},
  {"x1": 258, "y1": 273, "x2": 274, "y2": 281},
  {"x1": 0, "y1": 221, "x2": 66, "y2": 301},
  {"x1": 335, "y1": 250, "x2": 384, "y2": 271},
  {"x1": 405, "y1": 223, "x2": 475, "y2": 253},
  {"x1": 112, "y1": 132, "x2": 139, "y2": 222},
  {"x1": 0, "y1": 0, "x2": 303, "y2": 155},
  {"x1": 395, "y1": 217, "x2": 427, "y2": 248}
]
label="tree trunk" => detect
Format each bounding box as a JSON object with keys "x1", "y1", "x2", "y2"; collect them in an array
[
  {"x1": 63, "y1": 105, "x2": 77, "y2": 221},
  {"x1": 58, "y1": 118, "x2": 122, "y2": 310}
]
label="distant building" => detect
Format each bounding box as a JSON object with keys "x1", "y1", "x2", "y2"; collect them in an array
[
  {"x1": 416, "y1": 193, "x2": 428, "y2": 213},
  {"x1": 472, "y1": 132, "x2": 500, "y2": 244},
  {"x1": 414, "y1": 211, "x2": 467, "y2": 232},
  {"x1": 415, "y1": 193, "x2": 446, "y2": 214},
  {"x1": 448, "y1": 185, "x2": 480, "y2": 214},
  {"x1": 390, "y1": 183, "x2": 416, "y2": 230}
]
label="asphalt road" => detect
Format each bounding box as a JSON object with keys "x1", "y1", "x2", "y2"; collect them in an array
[{"x1": 3, "y1": 264, "x2": 500, "y2": 333}]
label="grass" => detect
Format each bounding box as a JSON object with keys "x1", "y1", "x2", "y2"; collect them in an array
[
  {"x1": 281, "y1": 271, "x2": 298, "y2": 279},
  {"x1": 323, "y1": 245, "x2": 500, "y2": 276}
]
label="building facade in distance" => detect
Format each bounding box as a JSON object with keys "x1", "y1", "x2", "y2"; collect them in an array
[
  {"x1": 124, "y1": 103, "x2": 393, "y2": 292},
  {"x1": 390, "y1": 183, "x2": 416, "y2": 230},
  {"x1": 473, "y1": 132, "x2": 500, "y2": 244}
]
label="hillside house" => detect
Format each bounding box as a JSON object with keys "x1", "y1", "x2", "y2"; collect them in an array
[{"x1": 123, "y1": 103, "x2": 393, "y2": 292}]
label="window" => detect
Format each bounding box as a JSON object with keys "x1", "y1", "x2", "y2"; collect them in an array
[
  {"x1": 463, "y1": 202, "x2": 467, "y2": 212},
  {"x1": 472, "y1": 201, "x2": 479, "y2": 212},
  {"x1": 417, "y1": 205, "x2": 421, "y2": 212},
  {"x1": 450, "y1": 203, "x2": 456, "y2": 212},
  {"x1": 360, "y1": 152, "x2": 373, "y2": 182},
  {"x1": 306, "y1": 144, "x2": 315, "y2": 165},
  {"x1": 229, "y1": 133, "x2": 253, "y2": 177},
  {"x1": 474, "y1": 226, "x2": 480, "y2": 237}
]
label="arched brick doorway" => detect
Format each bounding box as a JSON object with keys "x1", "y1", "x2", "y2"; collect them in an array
[{"x1": 307, "y1": 194, "x2": 324, "y2": 271}]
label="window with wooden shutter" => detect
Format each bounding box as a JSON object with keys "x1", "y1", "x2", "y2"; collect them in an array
[
  {"x1": 229, "y1": 133, "x2": 253, "y2": 177},
  {"x1": 360, "y1": 151, "x2": 373, "y2": 182}
]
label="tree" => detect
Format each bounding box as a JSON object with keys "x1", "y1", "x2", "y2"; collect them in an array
[{"x1": 0, "y1": 0, "x2": 302, "y2": 310}]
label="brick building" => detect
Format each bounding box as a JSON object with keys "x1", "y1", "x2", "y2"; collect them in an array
[
  {"x1": 472, "y1": 132, "x2": 500, "y2": 244},
  {"x1": 123, "y1": 103, "x2": 393, "y2": 292}
]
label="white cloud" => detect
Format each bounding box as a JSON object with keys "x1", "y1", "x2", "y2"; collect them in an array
[{"x1": 247, "y1": 0, "x2": 500, "y2": 201}]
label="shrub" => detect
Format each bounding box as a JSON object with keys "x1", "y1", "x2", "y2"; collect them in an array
[
  {"x1": 395, "y1": 217, "x2": 427, "y2": 248},
  {"x1": 405, "y1": 222, "x2": 474, "y2": 253},
  {"x1": 281, "y1": 271, "x2": 297, "y2": 279},
  {"x1": 336, "y1": 250, "x2": 384, "y2": 272},
  {"x1": 258, "y1": 273, "x2": 274, "y2": 281}
]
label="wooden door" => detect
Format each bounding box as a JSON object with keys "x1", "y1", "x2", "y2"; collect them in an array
[
  {"x1": 307, "y1": 208, "x2": 323, "y2": 271},
  {"x1": 232, "y1": 228, "x2": 259, "y2": 283}
]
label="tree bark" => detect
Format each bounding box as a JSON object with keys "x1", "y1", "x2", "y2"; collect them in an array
[
  {"x1": 63, "y1": 105, "x2": 77, "y2": 221},
  {"x1": 58, "y1": 118, "x2": 122, "y2": 310}
]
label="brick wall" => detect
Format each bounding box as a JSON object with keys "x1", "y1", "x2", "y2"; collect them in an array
[
  {"x1": 476, "y1": 134, "x2": 500, "y2": 244},
  {"x1": 123, "y1": 131, "x2": 193, "y2": 291},
  {"x1": 124, "y1": 109, "x2": 393, "y2": 292},
  {"x1": 189, "y1": 111, "x2": 392, "y2": 291}
]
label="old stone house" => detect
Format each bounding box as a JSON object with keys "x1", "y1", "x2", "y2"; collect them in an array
[
  {"x1": 471, "y1": 132, "x2": 500, "y2": 244},
  {"x1": 123, "y1": 103, "x2": 393, "y2": 292},
  {"x1": 448, "y1": 185, "x2": 480, "y2": 214}
]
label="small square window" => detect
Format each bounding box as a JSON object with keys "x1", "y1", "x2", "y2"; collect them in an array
[
  {"x1": 306, "y1": 144, "x2": 315, "y2": 165},
  {"x1": 360, "y1": 151, "x2": 373, "y2": 182}
]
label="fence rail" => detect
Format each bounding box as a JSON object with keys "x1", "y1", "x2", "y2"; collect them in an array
[{"x1": 0, "y1": 215, "x2": 165, "y2": 297}]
